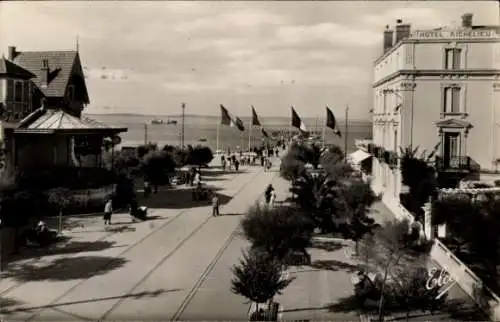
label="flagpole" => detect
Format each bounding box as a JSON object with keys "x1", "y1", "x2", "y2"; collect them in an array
[
  {"x1": 322, "y1": 115, "x2": 326, "y2": 149},
  {"x1": 248, "y1": 117, "x2": 252, "y2": 152},
  {"x1": 216, "y1": 108, "x2": 220, "y2": 153},
  {"x1": 344, "y1": 104, "x2": 349, "y2": 161}
]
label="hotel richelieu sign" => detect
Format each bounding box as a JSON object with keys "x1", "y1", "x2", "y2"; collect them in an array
[{"x1": 410, "y1": 28, "x2": 499, "y2": 40}]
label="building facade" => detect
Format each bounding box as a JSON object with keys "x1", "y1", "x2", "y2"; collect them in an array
[
  {"x1": 0, "y1": 46, "x2": 126, "y2": 172},
  {"x1": 371, "y1": 14, "x2": 500, "y2": 208}
]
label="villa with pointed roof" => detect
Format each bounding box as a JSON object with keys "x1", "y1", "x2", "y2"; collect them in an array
[{"x1": 0, "y1": 46, "x2": 126, "y2": 171}]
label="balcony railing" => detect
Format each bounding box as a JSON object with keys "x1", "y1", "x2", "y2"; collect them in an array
[{"x1": 435, "y1": 156, "x2": 481, "y2": 172}]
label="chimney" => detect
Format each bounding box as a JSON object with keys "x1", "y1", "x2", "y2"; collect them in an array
[
  {"x1": 394, "y1": 19, "x2": 411, "y2": 44},
  {"x1": 383, "y1": 25, "x2": 394, "y2": 53},
  {"x1": 8, "y1": 46, "x2": 17, "y2": 60},
  {"x1": 40, "y1": 59, "x2": 50, "y2": 86},
  {"x1": 462, "y1": 13, "x2": 473, "y2": 28}
]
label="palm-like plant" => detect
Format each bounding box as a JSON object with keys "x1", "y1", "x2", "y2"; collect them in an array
[{"x1": 289, "y1": 171, "x2": 338, "y2": 232}]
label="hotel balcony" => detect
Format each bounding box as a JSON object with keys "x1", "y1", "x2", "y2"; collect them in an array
[{"x1": 435, "y1": 156, "x2": 481, "y2": 173}]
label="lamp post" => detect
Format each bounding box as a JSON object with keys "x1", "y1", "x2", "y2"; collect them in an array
[{"x1": 181, "y1": 102, "x2": 186, "y2": 148}]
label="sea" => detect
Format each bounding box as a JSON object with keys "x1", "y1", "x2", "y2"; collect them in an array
[{"x1": 86, "y1": 114, "x2": 372, "y2": 153}]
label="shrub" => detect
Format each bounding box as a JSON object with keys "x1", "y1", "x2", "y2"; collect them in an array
[
  {"x1": 186, "y1": 145, "x2": 213, "y2": 166},
  {"x1": 279, "y1": 155, "x2": 305, "y2": 181},
  {"x1": 241, "y1": 204, "x2": 314, "y2": 262},
  {"x1": 358, "y1": 219, "x2": 428, "y2": 321},
  {"x1": 231, "y1": 250, "x2": 294, "y2": 313},
  {"x1": 141, "y1": 151, "x2": 175, "y2": 184}
]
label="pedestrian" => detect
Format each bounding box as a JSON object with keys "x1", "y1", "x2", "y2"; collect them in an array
[
  {"x1": 235, "y1": 159, "x2": 240, "y2": 171},
  {"x1": 211, "y1": 191, "x2": 220, "y2": 216},
  {"x1": 104, "y1": 196, "x2": 113, "y2": 225},
  {"x1": 265, "y1": 184, "x2": 273, "y2": 205},
  {"x1": 269, "y1": 189, "x2": 276, "y2": 208}
]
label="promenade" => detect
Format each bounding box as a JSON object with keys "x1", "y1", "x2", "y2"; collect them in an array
[
  {"x1": 0, "y1": 157, "x2": 485, "y2": 321},
  {"x1": 0, "y1": 160, "x2": 277, "y2": 321}
]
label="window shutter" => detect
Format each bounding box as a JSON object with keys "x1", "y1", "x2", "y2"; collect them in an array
[
  {"x1": 452, "y1": 88, "x2": 461, "y2": 113},
  {"x1": 6, "y1": 79, "x2": 13, "y2": 101},
  {"x1": 453, "y1": 49, "x2": 461, "y2": 69}
]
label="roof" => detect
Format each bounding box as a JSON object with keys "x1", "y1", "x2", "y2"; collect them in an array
[
  {"x1": 349, "y1": 149, "x2": 372, "y2": 165},
  {"x1": 12, "y1": 51, "x2": 78, "y2": 97},
  {"x1": 435, "y1": 119, "x2": 473, "y2": 129},
  {"x1": 15, "y1": 108, "x2": 127, "y2": 134},
  {"x1": 0, "y1": 57, "x2": 35, "y2": 79}
]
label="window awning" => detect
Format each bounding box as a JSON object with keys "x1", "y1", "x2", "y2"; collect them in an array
[{"x1": 348, "y1": 149, "x2": 372, "y2": 165}]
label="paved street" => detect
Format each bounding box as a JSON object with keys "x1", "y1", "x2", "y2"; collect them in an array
[{"x1": 0, "y1": 161, "x2": 277, "y2": 321}]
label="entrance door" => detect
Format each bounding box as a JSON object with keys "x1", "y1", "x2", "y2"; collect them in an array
[{"x1": 443, "y1": 132, "x2": 459, "y2": 168}]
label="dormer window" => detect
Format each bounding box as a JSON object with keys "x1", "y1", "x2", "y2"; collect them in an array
[
  {"x1": 67, "y1": 85, "x2": 75, "y2": 100},
  {"x1": 14, "y1": 81, "x2": 23, "y2": 102}
]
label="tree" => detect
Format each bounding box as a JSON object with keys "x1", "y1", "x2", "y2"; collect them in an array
[
  {"x1": 46, "y1": 188, "x2": 73, "y2": 234},
  {"x1": 432, "y1": 193, "x2": 500, "y2": 290},
  {"x1": 400, "y1": 146, "x2": 439, "y2": 214},
  {"x1": 279, "y1": 155, "x2": 305, "y2": 181},
  {"x1": 241, "y1": 204, "x2": 315, "y2": 263},
  {"x1": 358, "y1": 219, "x2": 427, "y2": 322},
  {"x1": 289, "y1": 171, "x2": 338, "y2": 232},
  {"x1": 333, "y1": 179, "x2": 378, "y2": 253},
  {"x1": 141, "y1": 151, "x2": 175, "y2": 185},
  {"x1": 231, "y1": 250, "x2": 295, "y2": 317},
  {"x1": 186, "y1": 145, "x2": 213, "y2": 167},
  {"x1": 163, "y1": 145, "x2": 189, "y2": 167}
]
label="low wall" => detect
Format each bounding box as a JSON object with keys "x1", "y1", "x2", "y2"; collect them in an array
[
  {"x1": 381, "y1": 193, "x2": 414, "y2": 223},
  {"x1": 377, "y1": 188, "x2": 500, "y2": 321},
  {"x1": 430, "y1": 239, "x2": 500, "y2": 321}
]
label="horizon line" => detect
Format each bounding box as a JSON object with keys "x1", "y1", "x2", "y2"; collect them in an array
[{"x1": 84, "y1": 112, "x2": 371, "y2": 122}]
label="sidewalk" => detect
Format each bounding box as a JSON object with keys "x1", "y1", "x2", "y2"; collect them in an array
[
  {"x1": 270, "y1": 175, "x2": 361, "y2": 321},
  {"x1": 0, "y1": 163, "x2": 267, "y2": 320}
]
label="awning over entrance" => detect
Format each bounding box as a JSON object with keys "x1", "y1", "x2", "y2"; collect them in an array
[
  {"x1": 348, "y1": 149, "x2": 371, "y2": 165},
  {"x1": 14, "y1": 108, "x2": 127, "y2": 135}
]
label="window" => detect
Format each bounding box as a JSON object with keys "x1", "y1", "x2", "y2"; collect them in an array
[
  {"x1": 445, "y1": 48, "x2": 462, "y2": 69},
  {"x1": 394, "y1": 129, "x2": 398, "y2": 151},
  {"x1": 14, "y1": 81, "x2": 23, "y2": 102},
  {"x1": 443, "y1": 87, "x2": 461, "y2": 114}
]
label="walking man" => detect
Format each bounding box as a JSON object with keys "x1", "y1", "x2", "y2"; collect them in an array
[{"x1": 212, "y1": 191, "x2": 220, "y2": 216}]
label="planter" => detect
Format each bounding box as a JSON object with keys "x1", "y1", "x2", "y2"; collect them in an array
[{"x1": 248, "y1": 301, "x2": 281, "y2": 321}]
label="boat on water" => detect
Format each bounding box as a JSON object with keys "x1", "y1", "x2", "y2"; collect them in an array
[
  {"x1": 198, "y1": 137, "x2": 207, "y2": 142},
  {"x1": 151, "y1": 118, "x2": 178, "y2": 125},
  {"x1": 151, "y1": 119, "x2": 164, "y2": 125}
]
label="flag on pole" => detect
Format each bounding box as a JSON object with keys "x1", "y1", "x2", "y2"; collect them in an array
[
  {"x1": 326, "y1": 106, "x2": 342, "y2": 138},
  {"x1": 261, "y1": 128, "x2": 269, "y2": 138},
  {"x1": 291, "y1": 106, "x2": 307, "y2": 132},
  {"x1": 251, "y1": 106, "x2": 261, "y2": 126},
  {"x1": 235, "y1": 117, "x2": 245, "y2": 131},
  {"x1": 220, "y1": 104, "x2": 245, "y2": 131},
  {"x1": 220, "y1": 105, "x2": 234, "y2": 126}
]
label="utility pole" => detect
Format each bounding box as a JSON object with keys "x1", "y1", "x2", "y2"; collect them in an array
[
  {"x1": 144, "y1": 123, "x2": 148, "y2": 145},
  {"x1": 181, "y1": 102, "x2": 186, "y2": 148},
  {"x1": 344, "y1": 105, "x2": 349, "y2": 161}
]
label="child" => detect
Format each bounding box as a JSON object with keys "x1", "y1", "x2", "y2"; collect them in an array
[
  {"x1": 104, "y1": 196, "x2": 113, "y2": 225},
  {"x1": 211, "y1": 191, "x2": 220, "y2": 217}
]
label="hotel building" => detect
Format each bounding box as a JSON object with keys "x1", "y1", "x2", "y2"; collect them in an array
[{"x1": 371, "y1": 14, "x2": 500, "y2": 210}]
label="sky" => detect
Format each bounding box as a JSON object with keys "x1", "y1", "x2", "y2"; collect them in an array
[{"x1": 0, "y1": 1, "x2": 498, "y2": 120}]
